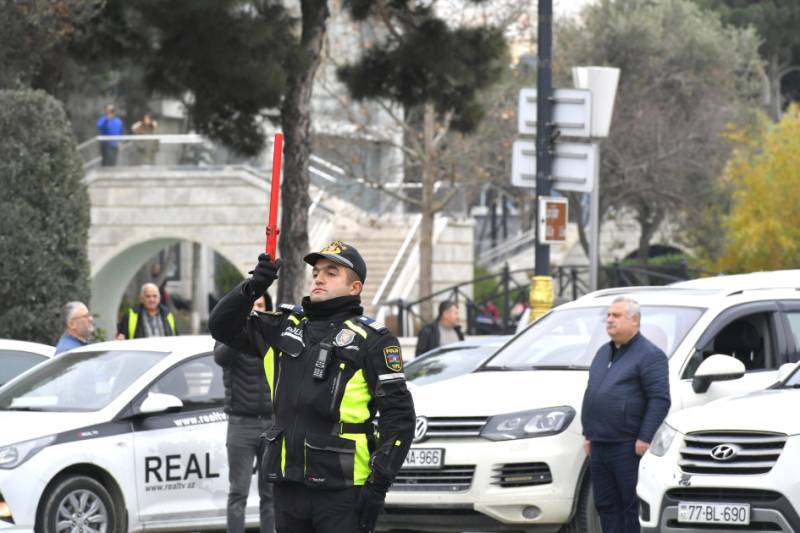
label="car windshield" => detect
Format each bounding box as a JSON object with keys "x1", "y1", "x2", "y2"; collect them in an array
[
  {"x1": 0, "y1": 350, "x2": 167, "y2": 412},
  {"x1": 484, "y1": 305, "x2": 704, "y2": 370},
  {"x1": 406, "y1": 345, "x2": 499, "y2": 386}
]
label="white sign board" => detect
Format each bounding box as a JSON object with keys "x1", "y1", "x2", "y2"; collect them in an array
[
  {"x1": 511, "y1": 140, "x2": 597, "y2": 193},
  {"x1": 518, "y1": 88, "x2": 592, "y2": 138}
]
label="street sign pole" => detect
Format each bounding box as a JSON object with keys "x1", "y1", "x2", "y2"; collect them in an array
[{"x1": 534, "y1": 0, "x2": 553, "y2": 277}]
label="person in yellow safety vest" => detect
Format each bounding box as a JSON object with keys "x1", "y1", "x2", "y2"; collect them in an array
[
  {"x1": 116, "y1": 283, "x2": 177, "y2": 340},
  {"x1": 209, "y1": 241, "x2": 415, "y2": 533}
]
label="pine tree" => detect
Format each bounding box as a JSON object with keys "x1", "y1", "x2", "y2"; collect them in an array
[{"x1": 0, "y1": 90, "x2": 90, "y2": 343}]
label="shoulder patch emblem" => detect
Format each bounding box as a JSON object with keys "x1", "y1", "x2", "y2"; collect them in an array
[
  {"x1": 383, "y1": 345, "x2": 403, "y2": 372},
  {"x1": 334, "y1": 329, "x2": 356, "y2": 347}
]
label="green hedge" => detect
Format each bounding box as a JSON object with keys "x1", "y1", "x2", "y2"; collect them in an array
[{"x1": 0, "y1": 89, "x2": 90, "y2": 343}]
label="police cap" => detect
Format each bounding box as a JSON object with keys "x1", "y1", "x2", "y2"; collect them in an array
[{"x1": 303, "y1": 240, "x2": 367, "y2": 283}]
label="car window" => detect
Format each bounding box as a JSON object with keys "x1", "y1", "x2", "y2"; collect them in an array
[
  {"x1": 149, "y1": 354, "x2": 224, "y2": 410},
  {"x1": 682, "y1": 312, "x2": 776, "y2": 378},
  {"x1": 487, "y1": 306, "x2": 704, "y2": 369},
  {"x1": 0, "y1": 350, "x2": 48, "y2": 385},
  {"x1": 406, "y1": 346, "x2": 496, "y2": 385},
  {"x1": 0, "y1": 350, "x2": 167, "y2": 412},
  {"x1": 784, "y1": 312, "x2": 800, "y2": 363}
]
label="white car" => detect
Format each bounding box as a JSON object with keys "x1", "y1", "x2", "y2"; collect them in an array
[
  {"x1": 0, "y1": 336, "x2": 261, "y2": 533},
  {"x1": 381, "y1": 273, "x2": 800, "y2": 533},
  {"x1": 0, "y1": 340, "x2": 54, "y2": 387},
  {"x1": 638, "y1": 362, "x2": 800, "y2": 532}
]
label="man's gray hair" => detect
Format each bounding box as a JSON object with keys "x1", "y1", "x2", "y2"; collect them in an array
[
  {"x1": 140, "y1": 282, "x2": 160, "y2": 296},
  {"x1": 62, "y1": 301, "x2": 86, "y2": 326},
  {"x1": 612, "y1": 296, "x2": 640, "y2": 319}
]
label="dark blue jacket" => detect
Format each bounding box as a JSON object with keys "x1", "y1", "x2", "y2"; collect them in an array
[{"x1": 581, "y1": 333, "x2": 670, "y2": 443}]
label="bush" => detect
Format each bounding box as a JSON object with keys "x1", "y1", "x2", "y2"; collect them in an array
[{"x1": 0, "y1": 89, "x2": 90, "y2": 343}]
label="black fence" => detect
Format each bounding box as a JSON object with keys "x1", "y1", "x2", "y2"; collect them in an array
[{"x1": 387, "y1": 262, "x2": 718, "y2": 336}]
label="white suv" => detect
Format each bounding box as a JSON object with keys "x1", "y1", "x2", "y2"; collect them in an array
[
  {"x1": 638, "y1": 362, "x2": 800, "y2": 532},
  {"x1": 380, "y1": 272, "x2": 800, "y2": 533}
]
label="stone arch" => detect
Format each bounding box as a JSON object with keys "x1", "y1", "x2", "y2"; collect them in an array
[{"x1": 90, "y1": 235, "x2": 245, "y2": 340}]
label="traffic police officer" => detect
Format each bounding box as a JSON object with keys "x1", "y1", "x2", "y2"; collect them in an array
[{"x1": 208, "y1": 241, "x2": 415, "y2": 533}]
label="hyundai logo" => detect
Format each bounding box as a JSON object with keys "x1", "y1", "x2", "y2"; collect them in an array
[
  {"x1": 710, "y1": 444, "x2": 740, "y2": 461},
  {"x1": 413, "y1": 416, "x2": 429, "y2": 443}
]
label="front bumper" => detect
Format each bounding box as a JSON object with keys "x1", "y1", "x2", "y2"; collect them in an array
[
  {"x1": 380, "y1": 429, "x2": 585, "y2": 532},
  {"x1": 0, "y1": 464, "x2": 43, "y2": 533},
  {"x1": 637, "y1": 436, "x2": 800, "y2": 532}
]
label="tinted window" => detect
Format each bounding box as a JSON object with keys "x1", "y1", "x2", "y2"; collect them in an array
[
  {"x1": 149, "y1": 354, "x2": 224, "y2": 410},
  {"x1": 486, "y1": 306, "x2": 703, "y2": 369},
  {"x1": 0, "y1": 350, "x2": 167, "y2": 412},
  {"x1": 785, "y1": 312, "x2": 800, "y2": 363},
  {"x1": 406, "y1": 346, "x2": 497, "y2": 386},
  {"x1": 0, "y1": 350, "x2": 48, "y2": 385}
]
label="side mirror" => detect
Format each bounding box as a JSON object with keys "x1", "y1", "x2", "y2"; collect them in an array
[
  {"x1": 692, "y1": 354, "x2": 746, "y2": 393},
  {"x1": 138, "y1": 392, "x2": 183, "y2": 415},
  {"x1": 775, "y1": 362, "x2": 797, "y2": 385}
]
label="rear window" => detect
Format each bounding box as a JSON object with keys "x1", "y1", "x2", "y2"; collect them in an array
[
  {"x1": 0, "y1": 350, "x2": 48, "y2": 385},
  {"x1": 485, "y1": 305, "x2": 704, "y2": 370}
]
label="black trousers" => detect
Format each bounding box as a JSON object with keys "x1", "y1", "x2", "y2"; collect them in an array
[
  {"x1": 273, "y1": 481, "x2": 362, "y2": 533},
  {"x1": 589, "y1": 440, "x2": 641, "y2": 533}
]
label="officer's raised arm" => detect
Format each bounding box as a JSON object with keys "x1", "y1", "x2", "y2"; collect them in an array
[{"x1": 208, "y1": 253, "x2": 281, "y2": 357}]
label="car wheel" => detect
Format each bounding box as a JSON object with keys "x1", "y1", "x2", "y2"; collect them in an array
[
  {"x1": 38, "y1": 476, "x2": 125, "y2": 533},
  {"x1": 560, "y1": 476, "x2": 601, "y2": 533}
]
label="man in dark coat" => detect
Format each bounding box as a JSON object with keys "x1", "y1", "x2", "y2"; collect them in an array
[
  {"x1": 214, "y1": 294, "x2": 275, "y2": 533},
  {"x1": 415, "y1": 300, "x2": 464, "y2": 356},
  {"x1": 581, "y1": 296, "x2": 670, "y2": 533}
]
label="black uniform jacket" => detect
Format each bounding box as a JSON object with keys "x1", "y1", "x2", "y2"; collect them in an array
[{"x1": 208, "y1": 281, "x2": 415, "y2": 490}]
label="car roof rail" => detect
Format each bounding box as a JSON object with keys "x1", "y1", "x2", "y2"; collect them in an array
[{"x1": 724, "y1": 286, "x2": 800, "y2": 297}]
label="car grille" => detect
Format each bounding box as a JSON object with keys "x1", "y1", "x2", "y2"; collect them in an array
[
  {"x1": 491, "y1": 462, "x2": 552, "y2": 487},
  {"x1": 679, "y1": 431, "x2": 787, "y2": 475},
  {"x1": 391, "y1": 465, "x2": 475, "y2": 492},
  {"x1": 666, "y1": 488, "x2": 784, "y2": 504},
  {"x1": 420, "y1": 417, "x2": 488, "y2": 439}
]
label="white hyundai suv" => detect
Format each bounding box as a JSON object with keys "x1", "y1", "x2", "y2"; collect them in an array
[
  {"x1": 380, "y1": 273, "x2": 800, "y2": 533},
  {"x1": 638, "y1": 362, "x2": 800, "y2": 532}
]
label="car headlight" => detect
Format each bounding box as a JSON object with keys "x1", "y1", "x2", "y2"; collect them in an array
[
  {"x1": 648, "y1": 422, "x2": 678, "y2": 457},
  {"x1": 0, "y1": 435, "x2": 55, "y2": 469},
  {"x1": 480, "y1": 406, "x2": 575, "y2": 441}
]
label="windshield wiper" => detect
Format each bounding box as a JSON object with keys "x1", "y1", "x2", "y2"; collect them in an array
[
  {"x1": 526, "y1": 365, "x2": 587, "y2": 370},
  {"x1": 2, "y1": 406, "x2": 48, "y2": 411},
  {"x1": 476, "y1": 365, "x2": 516, "y2": 371}
]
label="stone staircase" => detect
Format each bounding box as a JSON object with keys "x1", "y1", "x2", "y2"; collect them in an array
[{"x1": 325, "y1": 213, "x2": 418, "y2": 317}]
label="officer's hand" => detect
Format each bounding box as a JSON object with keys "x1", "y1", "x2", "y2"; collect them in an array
[
  {"x1": 248, "y1": 253, "x2": 281, "y2": 295},
  {"x1": 356, "y1": 483, "x2": 386, "y2": 532}
]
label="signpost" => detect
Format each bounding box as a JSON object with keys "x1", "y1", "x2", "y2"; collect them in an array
[{"x1": 538, "y1": 196, "x2": 568, "y2": 244}]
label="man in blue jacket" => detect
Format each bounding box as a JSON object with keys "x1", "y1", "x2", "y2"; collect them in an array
[
  {"x1": 581, "y1": 296, "x2": 670, "y2": 533},
  {"x1": 96, "y1": 104, "x2": 124, "y2": 166}
]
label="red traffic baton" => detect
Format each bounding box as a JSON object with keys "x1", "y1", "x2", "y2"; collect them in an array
[{"x1": 266, "y1": 133, "x2": 283, "y2": 259}]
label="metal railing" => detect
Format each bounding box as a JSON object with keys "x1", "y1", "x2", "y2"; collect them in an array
[{"x1": 388, "y1": 262, "x2": 719, "y2": 336}]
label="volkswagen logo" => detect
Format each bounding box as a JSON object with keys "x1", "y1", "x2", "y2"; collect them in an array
[
  {"x1": 710, "y1": 444, "x2": 740, "y2": 461},
  {"x1": 413, "y1": 416, "x2": 429, "y2": 443}
]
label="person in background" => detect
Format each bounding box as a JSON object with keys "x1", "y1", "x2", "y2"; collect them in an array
[
  {"x1": 116, "y1": 283, "x2": 178, "y2": 339},
  {"x1": 55, "y1": 301, "x2": 94, "y2": 354},
  {"x1": 131, "y1": 111, "x2": 159, "y2": 165},
  {"x1": 215, "y1": 294, "x2": 275, "y2": 533},
  {"x1": 96, "y1": 104, "x2": 124, "y2": 166},
  {"x1": 415, "y1": 300, "x2": 464, "y2": 356},
  {"x1": 581, "y1": 296, "x2": 670, "y2": 533}
]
